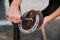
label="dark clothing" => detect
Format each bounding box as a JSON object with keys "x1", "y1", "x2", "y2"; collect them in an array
[{"x1": 42, "y1": 0, "x2": 60, "y2": 17}]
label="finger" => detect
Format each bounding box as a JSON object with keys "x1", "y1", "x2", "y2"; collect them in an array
[
  {"x1": 7, "y1": 15, "x2": 10, "y2": 20},
  {"x1": 7, "y1": 15, "x2": 9, "y2": 18},
  {"x1": 8, "y1": 16, "x2": 16, "y2": 23},
  {"x1": 40, "y1": 23, "x2": 46, "y2": 29},
  {"x1": 7, "y1": 15, "x2": 13, "y2": 22},
  {"x1": 16, "y1": 17, "x2": 22, "y2": 23},
  {"x1": 15, "y1": 16, "x2": 22, "y2": 23},
  {"x1": 13, "y1": 17, "x2": 20, "y2": 23},
  {"x1": 40, "y1": 25, "x2": 45, "y2": 29},
  {"x1": 12, "y1": 16, "x2": 21, "y2": 23},
  {"x1": 7, "y1": 15, "x2": 22, "y2": 23}
]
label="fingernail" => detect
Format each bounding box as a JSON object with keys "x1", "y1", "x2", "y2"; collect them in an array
[{"x1": 7, "y1": 16, "x2": 9, "y2": 18}]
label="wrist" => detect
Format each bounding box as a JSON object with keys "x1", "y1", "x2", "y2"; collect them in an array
[
  {"x1": 48, "y1": 15, "x2": 56, "y2": 21},
  {"x1": 10, "y1": 0, "x2": 22, "y2": 9},
  {"x1": 10, "y1": 5, "x2": 19, "y2": 10}
]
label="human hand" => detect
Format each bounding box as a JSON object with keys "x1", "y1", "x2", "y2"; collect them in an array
[
  {"x1": 40, "y1": 16, "x2": 52, "y2": 28},
  {"x1": 40, "y1": 7, "x2": 60, "y2": 28},
  {"x1": 7, "y1": 6, "x2": 22, "y2": 23}
]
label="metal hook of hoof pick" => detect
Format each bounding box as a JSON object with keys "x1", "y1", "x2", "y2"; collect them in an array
[{"x1": 21, "y1": 16, "x2": 33, "y2": 21}]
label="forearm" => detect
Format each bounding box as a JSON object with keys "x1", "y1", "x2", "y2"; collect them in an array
[
  {"x1": 10, "y1": 0, "x2": 22, "y2": 8},
  {"x1": 40, "y1": 7, "x2": 60, "y2": 28},
  {"x1": 8, "y1": 0, "x2": 22, "y2": 23},
  {"x1": 48, "y1": 7, "x2": 60, "y2": 20}
]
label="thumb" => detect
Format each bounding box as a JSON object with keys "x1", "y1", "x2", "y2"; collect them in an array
[
  {"x1": 40, "y1": 24, "x2": 45, "y2": 29},
  {"x1": 40, "y1": 23, "x2": 47, "y2": 29}
]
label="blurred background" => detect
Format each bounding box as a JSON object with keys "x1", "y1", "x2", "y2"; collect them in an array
[{"x1": 0, "y1": 0, "x2": 60, "y2": 40}]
